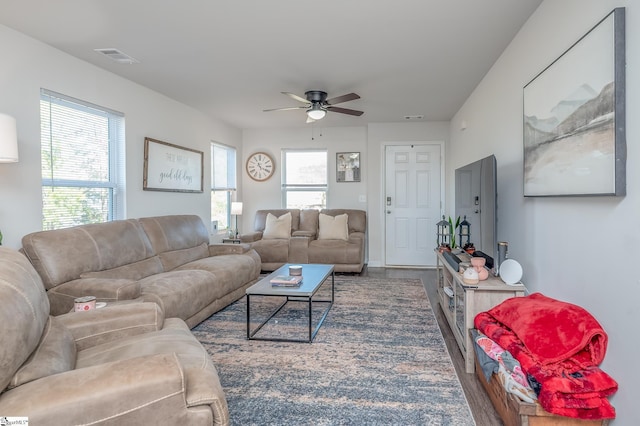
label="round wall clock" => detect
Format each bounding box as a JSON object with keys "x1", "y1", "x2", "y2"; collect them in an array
[{"x1": 246, "y1": 152, "x2": 275, "y2": 181}]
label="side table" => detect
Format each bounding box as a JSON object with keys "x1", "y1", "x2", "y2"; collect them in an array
[{"x1": 222, "y1": 238, "x2": 241, "y2": 244}]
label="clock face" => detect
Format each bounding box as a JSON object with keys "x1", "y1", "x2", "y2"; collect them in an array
[{"x1": 246, "y1": 152, "x2": 275, "y2": 181}]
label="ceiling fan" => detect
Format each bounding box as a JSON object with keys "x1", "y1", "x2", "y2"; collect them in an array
[{"x1": 264, "y1": 91, "x2": 364, "y2": 123}]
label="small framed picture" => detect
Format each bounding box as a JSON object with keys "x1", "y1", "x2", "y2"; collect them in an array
[{"x1": 336, "y1": 152, "x2": 360, "y2": 182}]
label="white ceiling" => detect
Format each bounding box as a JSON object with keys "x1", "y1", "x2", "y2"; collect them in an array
[{"x1": 0, "y1": 0, "x2": 542, "y2": 129}]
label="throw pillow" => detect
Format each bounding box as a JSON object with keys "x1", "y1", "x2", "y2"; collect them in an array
[
  {"x1": 318, "y1": 213, "x2": 349, "y2": 241},
  {"x1": 263, "y1": 212, "x2": 292, "y2": 239}
]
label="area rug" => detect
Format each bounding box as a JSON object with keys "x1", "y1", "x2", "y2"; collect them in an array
[{"x1": 192, "y1": 276, "x2": 473, "y2": 425}]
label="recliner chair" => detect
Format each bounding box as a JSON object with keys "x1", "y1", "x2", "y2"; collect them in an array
[{"x1": 0, "y1": 247, "x2": 229, "y2": 425}]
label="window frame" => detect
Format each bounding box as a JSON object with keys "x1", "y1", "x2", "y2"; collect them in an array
[
  {"x1": 211, "y1": 142, "x2": 237, "y2": 232},
  {"x1": 40, "y1": 89, "x2": 124, "y2": 230},
  {"x1": 281, "y1": 148, "x2": 328, "y2": 209}
]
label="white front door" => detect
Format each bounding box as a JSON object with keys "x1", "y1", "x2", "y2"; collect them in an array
[{"x1": 385, "y1": 144, "x2": 442, "y2": 266}]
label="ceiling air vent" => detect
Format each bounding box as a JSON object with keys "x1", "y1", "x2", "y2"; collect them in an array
[{"x1": 94, "y1": 48, "x2": 139, "y2": 64}]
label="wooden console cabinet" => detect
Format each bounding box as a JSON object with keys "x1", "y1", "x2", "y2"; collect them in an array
[{"x1": 435, "y1": 250, "x2": 525, "y2": 373}]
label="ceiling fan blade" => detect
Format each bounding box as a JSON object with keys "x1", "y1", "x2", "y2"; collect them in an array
[
  {"x1": 282, "y1": 92, "x2": 310, "y2": 104},
  {"x1": 263, "y1": 106, "x2": 307, "y2": 112},
  {"x1": 325, "y1": 93, "x2": 360, "y2": 105},
  {"x1": 327, "y1": 106, "x2": 364, "y2": 116},
  {"x1": 306, "y1": 116, "x2": 316, "y2": 124}
]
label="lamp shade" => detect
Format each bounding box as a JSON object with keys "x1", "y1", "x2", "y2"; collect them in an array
[
  {"x1": 0, "y1": 113, "x2": 18, "y2": 163},
  {"x1": 230, "y1": 202, "x2": 243, "y2": 216},
  {"x1": 307, "y1": 104, "x2": 326, "y2": 120}
]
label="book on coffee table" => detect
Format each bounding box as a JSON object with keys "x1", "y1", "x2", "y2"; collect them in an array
[{"x1": 270, "y1": 275, "x2": 303, "y2": 287}]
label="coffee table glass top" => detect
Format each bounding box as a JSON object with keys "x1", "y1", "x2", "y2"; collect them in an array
[{"x1": 246, "y1": 263, "x2": 334, "y2": 297}]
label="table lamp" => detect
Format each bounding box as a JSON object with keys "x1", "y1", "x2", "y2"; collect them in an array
[
  {"x1": 230, "y1": 202, "x2": 243, "y2": 238},
  {"x1": 0, "y1": 113, "x2": 19, "y2": 163}
]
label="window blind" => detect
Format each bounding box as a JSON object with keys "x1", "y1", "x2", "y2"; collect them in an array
[
  {"x1": 40, "y1": 89, "x2": 124, "y2": 230},
  {"x1": 211, "y1": 142, "x2": 237, "y2": 190}
]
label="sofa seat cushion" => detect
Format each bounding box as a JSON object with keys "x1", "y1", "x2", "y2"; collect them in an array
[
  {"x1": 76, "y1": 318, "x2": 226, "y2": 410},
  {"x1": 138, "y1": 270, "x2": 221, "y2": 320},
  {"x1": 46, "y1": 278, "x2": 141, "y2": 316},
  {"x1": 176, "y1": 254, "x2": 259, "y2": 295},
  {"x1": 318, "y1": 213, "x2": 349, "y2": 240},
  {"x1": 308, "y1": 239, "x2": 363, "y2": 264},
  {"x1": 8, "y1": 316, "x2": 76, "y2": 389},
  {"x1": 249, "y1": 239, "x2": 290, "y2": 264},
  {"x1": 262, "y1": 212, "x2": 292, "y2": 239}
]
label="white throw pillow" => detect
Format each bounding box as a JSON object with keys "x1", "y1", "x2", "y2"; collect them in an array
[
  {"x1": 318, "y1": 213, "x2": 349, "y2": 241},
  {"x1": 262, "y1": 212, "x2": 292, "y2": 239}
]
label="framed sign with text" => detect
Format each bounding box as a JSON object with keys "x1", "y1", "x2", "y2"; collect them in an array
[{"x1": 143, "y1": 137, "x2": 203, "y2": 192}]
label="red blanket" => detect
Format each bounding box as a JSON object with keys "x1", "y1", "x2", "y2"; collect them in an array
[{"x1": 474, "y1": 293, "x2": 617, "y2": 420}]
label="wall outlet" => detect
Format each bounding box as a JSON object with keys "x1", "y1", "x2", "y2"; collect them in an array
[{"x1": 359, "y1": 194, "x2": 366, "y2": 203}]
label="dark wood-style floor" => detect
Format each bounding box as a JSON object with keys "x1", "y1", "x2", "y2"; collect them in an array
[{"x1": 360, "y1": 266, "x2": 502, "y2": 426}]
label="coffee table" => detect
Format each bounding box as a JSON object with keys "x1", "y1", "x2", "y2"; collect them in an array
[{"x1": 246, "y1": 263, "x2": 335, "y2": 343}]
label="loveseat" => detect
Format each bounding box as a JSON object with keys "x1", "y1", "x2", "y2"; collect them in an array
[
  {"x1": 21, "y1": 215, "x2": 261, "y2": 327},
  {"x1": 239, "y1": 209, "x2": 366, "y2": 273},
  {"x1": 0, "y1": 247, "x2": 229, "y2": 425}
]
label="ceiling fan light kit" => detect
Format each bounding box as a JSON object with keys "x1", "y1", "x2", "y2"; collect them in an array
[
  {"x1": 307, "y1": 104, "x2": 327, "y2": 120},
  {"x1": 265, "y1": 90, "x2": 363, "y2": 123}
]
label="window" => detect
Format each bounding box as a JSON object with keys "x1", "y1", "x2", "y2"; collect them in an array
[
  {"x1": 40, "y1": 89, "x2": 124, "y2": 230},
  {"x1": 282, "y1": 149, "x2": 327, "y2": 209},
  {"x1": 211, "y1": 142, "x2": 237, "y2": 231}
]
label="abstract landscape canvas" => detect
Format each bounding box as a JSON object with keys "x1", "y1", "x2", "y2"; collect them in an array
[{"x1": 523, "y1": 8, "x2": 625, "y2": 197}]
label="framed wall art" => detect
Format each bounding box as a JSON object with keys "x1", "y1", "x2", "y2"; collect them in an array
[
  {"x1": 523, "y1": 7, "x2": 625, "y2": 197},
  {"x1": 336, "y1": 152, "x2": 361, "y2": 182},
  {"x1": 143, "y1": 137, "x2": 204, "y2": 192}
]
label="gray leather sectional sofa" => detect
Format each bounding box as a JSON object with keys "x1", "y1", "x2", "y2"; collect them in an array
[
  {"x1": 20, "y1": 214, "x2": 261, "y2": 326},
  {"x1": 1, "y1": 214, "x2": 264, "y2": 425}
]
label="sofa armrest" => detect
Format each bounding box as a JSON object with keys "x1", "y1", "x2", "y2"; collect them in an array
[
  {"x1": 349, "y1": 231, "x2": 365, "y2": 244},
  {"x1": 0, "y1": 353, "x2": 210, "y2": 425},
  {"x1": 208, "y1": 243, "x2": 252, "y2": 256},
  {"x1": 288, "y1": 236, "x2": 310, "y2": 264},
  {"x1": 47, "y1": 278, "x2": 142, "y2": 316},
  {"x1": 56, "y1": 302, "x2": 164, "y2": 351},
  {"x1": 239, "y1": 231, "x2": 263, "y2": 243}
]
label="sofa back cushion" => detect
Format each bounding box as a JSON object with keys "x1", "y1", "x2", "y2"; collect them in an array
[
  {"x1": 138, "y1": 215, "x2": 210, "y2": 271},
  {"x1": 298, "y1": 209, "x2": 319, "y2": 236},
  {"x1": 321, "y1": 209, "x2": 367, "y2": 234},
  {"x1": 262, "y1": 212, "x2": 292, "y2": 239},
  {"x1": 253, "y1": 209, "x2": 300, "y2": 234},
  {"x1": 0, "y1": 248, "x2": 51, "y2": 392},
  {"x1": 80, "y1": 256, "x2": 164, "y2": 281},
  {"x1": 22, "y1": 219, "x2": 156, "y2": 290}
]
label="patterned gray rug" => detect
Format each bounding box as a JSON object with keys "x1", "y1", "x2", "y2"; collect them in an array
[{"x1": 192, "y1": 276, "x2": 473, "y2": 425}]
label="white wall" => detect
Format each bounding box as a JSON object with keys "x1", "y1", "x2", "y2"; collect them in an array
[
  {"x1": 241, "y1": 126, "x2": 368, "y2": 233},
  {"x1": 241, "y1": 122, "x2": 450, "y2": 267},
  {"x1": 450, "y1": 1, "x2": 637, "y2": 423},
  {"x1": 0, "y1": 25, "x2": 242, "y2": 248}
]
